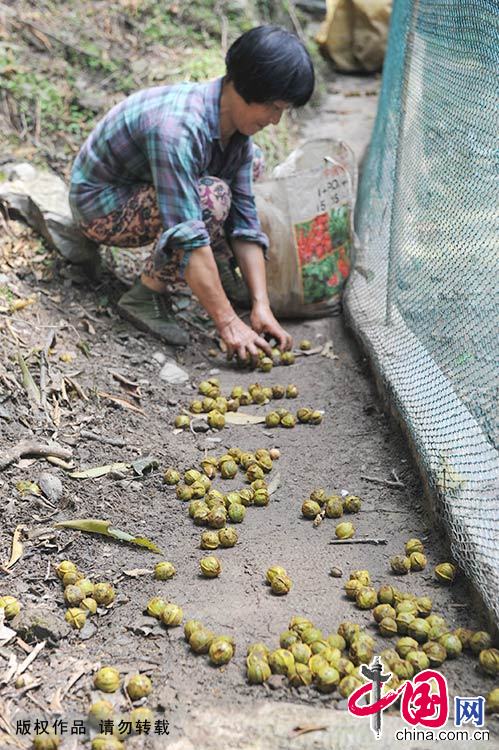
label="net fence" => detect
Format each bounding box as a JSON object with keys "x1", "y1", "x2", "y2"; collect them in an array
[{"x1": 346, "y1": 0, "x2": 499, "y2": 622}]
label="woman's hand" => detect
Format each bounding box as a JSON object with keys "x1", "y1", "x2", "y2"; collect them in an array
[
  {"x1": 250, "y1": 301, "x2": 293, "y2": 351},
  {"x1": 218, "y1": 314, "x2": 273, "y2": 361}
]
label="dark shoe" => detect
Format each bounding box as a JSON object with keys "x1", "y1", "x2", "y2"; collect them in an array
[
  {"x1": 215, "y1": 256, "x2": 251, "y2": 309},
  {"x1": 117, "y1": 281, "x2": 190, "y2": 346}
]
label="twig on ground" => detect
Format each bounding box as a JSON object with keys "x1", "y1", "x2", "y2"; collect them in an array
[
  {"x1": 360, "y1": 474, "x2": 405, "y2": 489},
  {"x1": 39, "y1": 328, "x2": 56, "y2": 417},
  {"x1": 80, "y1": 430, "x2": 126, "y2": 448},
  {"x1": 0, "y1": 440, "x2": 72, "y2": 471},
  {"x1": 329, "y1": 538, "x2": 387, "y2": 545}
]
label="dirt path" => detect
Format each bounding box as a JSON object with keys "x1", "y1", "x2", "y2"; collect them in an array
[{"x1": 0, "y1": 76, "x2": 497, "y2": 750}]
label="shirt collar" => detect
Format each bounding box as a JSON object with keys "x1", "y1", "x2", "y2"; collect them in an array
[{"x1": 204, "y1": 77, "x2": 224, "y2": 141}]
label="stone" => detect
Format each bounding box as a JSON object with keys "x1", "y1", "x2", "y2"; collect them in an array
[
  {"x1": 38, "y1": 472, "x2": 63, "y2": 503},
  {"x1": 152, "y1": 351, "x2": 166, "y2": 365},
  {"x1": 159, "y1": 361, "x2": 189, "y2": 384},
  {"x1": 11, "y1": 605, "x2": 70, "y2": 645}
]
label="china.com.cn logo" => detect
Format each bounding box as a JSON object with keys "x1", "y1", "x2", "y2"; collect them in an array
[{"x1": 347, "y1": 656, "x2": 486, "y2": 740}]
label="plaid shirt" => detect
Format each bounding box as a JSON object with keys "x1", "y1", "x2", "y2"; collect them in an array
[{"x1": 69, "y1": 77, "x2": 268, "y2": 256}]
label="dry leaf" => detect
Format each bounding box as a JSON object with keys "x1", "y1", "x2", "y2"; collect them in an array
[
  {"x1": 268, "y1": 471, "x2": 281, "y2": 496},
  {"x1": 2, "y1": 524, "x2": 26, "y2": 570},
  {"x1": 123, "y1": 568, "x2": 153, "y2": 578},
  {"x1": 224, "y1": 412, "x2": 266, "y2": 425},
  {"x1": 98, "y1": 391, "x2": 145, "y2": 415},
  {"x1": 55, "y1": 518, "x2": 162, "y2": 554},
  {"x1": 320, "y1": 341, "x2": 338, "y2": 360},
  {"x1": 10, "y1": 296, "x2": 36, "y2": 312},
  {"x1": 68, "y1": 462, "x2": 130, "y2": 479},
  {"x1": 17, "y1": 350, "x2": 41, "y2": 407},
  {"x1": 291, "y1": 724, "x2": 327, "y2": 738}
]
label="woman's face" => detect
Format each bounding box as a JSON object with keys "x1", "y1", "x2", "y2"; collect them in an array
[{"x1": 233, "y1": 99, "x2": 291, "y2": 136}]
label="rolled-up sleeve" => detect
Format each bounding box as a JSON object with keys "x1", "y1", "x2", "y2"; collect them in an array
[
  {"x1": 225, "y1": 148, "x2": 269, "y2": 258},
  {"x1": 148, "y1": 122, "x2": 210, "y2": 269}
]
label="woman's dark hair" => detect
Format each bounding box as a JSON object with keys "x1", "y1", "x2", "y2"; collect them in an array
[{"x1": 225, "y1": 25, "x2": 314, "y2": 106}]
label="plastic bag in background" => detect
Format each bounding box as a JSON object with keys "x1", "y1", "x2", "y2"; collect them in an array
[
  {"x1": 316, "y1": 0, "x2": 392, "y2": 73},
  {"x1": 254, "y1": 139, "x2": 357, "y2": 319}
]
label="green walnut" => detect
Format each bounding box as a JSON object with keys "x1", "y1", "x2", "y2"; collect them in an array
[
  {"x1": 231, "y1": 386, "x2": 244, "y2": 400},
  {"x1": 33, "y1": 735, "x2": 60, "y2": 750},
  {"x1": 428, "y1": 624, "x2": 448, "y2": 641},
  {"x1": 215, "y1": 397, "x2": 228, "y2": 414},
  {"x1": 240, "y1": 452, "x2": 256, "y2": 469},
  {"x1": 343, "y1": 495, "x2": 362, "y2": 513},
  {"x1": 350, "y1": 569, "x2": 371, "y2": 585},
  {"x1": 220, "y1": 460, "x2": 238, "y2": 479},
  {"x1": 395, "y1": 612, "x2": 416, "y2": 635},
  {"x1": 316, "y1": 665, "x2": 340, "y2": 693},
  {"x1": 378, "y1": 585, "x2": 397, "y2": 605},
  {"x1": 247, "y1": 655, "x2": 271, "y2": 684},
  {"x1": 200, "y1": 556, "x2": 221, "y2": 578},
  {"x1": 309, "y1": 410, "x2": 323, "y2": 424},
  {"x1": 65, "y1": 608, "x2": 87, "y2": 630},
  {"x1": 390, "y1": 555, "x2": 411, "y2": 575},
  {"x1": 270, "y1": 573, "x2": 292, "y2": 595},
  {"x1": 406, "y1": 650, "x2": 430, "y2": 673},
  {"x1": 373, "y1": 604, "x2": 396, "y2": 623},
  {"x1": 193, "y1": 506, "x2": 210, "y2": 525},
  {"x1": 246, "y1": 464, "x2": 265, "y2": 482},
  {"x1": 189, "y1": 628, "x2": 214, "y2": 654},
  {"x1": 324, "y1": 496, "x2": 342, "y2": 518},
  {"x1": 272, "y1": 385, "x2": 285, "y2": 399},
  {"x1": 198, "y1": 380, "x2": 212, "y2": 395},
  {"x1": 290, "y1": 642, "x2": 312, "y2": 665},
  {"x1": 415, "y1": 596, "x2": 432, "y2": 617},
  {"x1": 280, "y1": 351, "x2": 295, "y2": 366},
  {"x1": 88, "y1": 699, "x2": 114, "y2": 725},
  {"x1": 279, "y1": 630, "x2": 300, "y2": 649},
  {"x1": 396, "y1": 600, "x2": 418, "y2": 616},
  {"x1": 199, "y1": 458, "x2": 217, "y2": 478},
  {"x1": 201, "y1": 397, "x2": 217, "y2": 414},
  {"x1": 391, "y1": 659, "x2": 414, "y2": 681},
  {"x1": 174, "y1": 415, "x2": 190, "y2": 429},
  {"x1": 130, "y1": 707, "x2": 154, "y2": 731},
  {"x1": 207, "y1": 507, "x2": 227, "y2": 529},
  {"x1": 302, "y1": 499, "x2": 321, "y2": 519},
  {"x1": 380, "y1": 649, "x2": 400, "y2": 670},
  {"x1": 289, "y1": 615, "x2": 313, "y2": 633},
  {"x1": 266, "y1": 565, "x2": 288, "y2": 585},
  {"x1": 469, "y1": 631, "x2": 493, "y2": 654},
  {"x1": 335, "y1": 522, "x2": 355, "y2": 539},
  {"x1": 91, "y1": 736, "x2": 123, "y2": 750},
  {"x1": 251, "y1": 479, "x2": 267, "y2": 492},
  {"x1": 288, "y1": 663, "x2": 313, "y2": 687},
  {"x1": 281, "y1": 413, "x2": 296, "y2": 428},
  {"x1": 209, "y1": 637, "x2": 235, "y2": 666},
  {"x1": 94, "y1": 666, "x2": 120, "y2": 693},
  {"x1": 486, "y1": 688, "x2": 499, "y2": 714},
  {"x1": 407, "y1": 618, "x2": 431, "y2": 643},
  {"x1": 56, "y1": 560, "x2": 77, "y2": 580},
  {"x1": 409, "y1": 552, "x2": 427, "y2": 571},
  {"x1": 437, "y1": 633, "x2": 462, "y2": 659},
  {"x1": 454, "y1": 627, "x2": 474, "y2": 649},
  {"x1": 426, "y1": 613, "x2": 447, "y2": 628},
  {"x1": 207, "y1": 410, "x2": 225, "y2": 429},
  {"x1": 160, "y1": 603, "x2": 183, "y2": 627},
  {"x1": 228, "y1": 503, "x2": 246, "y2": 523},
  {"x1": 0, "y1": 595, "x2": 21, "y2": 619},
  {"x1": 344, "y1": 579, "x2": 363, "y2": 600},
  {"x1": 268, "y1": 648, "x2": 295, "y2": 676},
  {"x1": 163, "y1": 468, "x2": 180, "y2": 485},
  {"x1": 62, "y1": 570, "x2": 82, "y2": 587},
  {"x1": 285, "y1": 384, "x2": 299, "y2": 398},
  {"x1": 184, "y1": 619, "x2": 203, "y2": 641},
  {"x1": 146, "y1": 596, "x2": 166, "y2": 619},
  {"x1": 154, "y1": 562, "x2": 176, "y2": 580},
  {"x1": 308, "y1": 654, "x2": 329, "y2": 677},
  {"x1": 218, "y1": 527, "x2": 238, "y2": 548},
  {"x1": 296, "y1": 407, "x2": 312, "y2": 423},
  {"x1": 265, "y1": 411, "x2": 280, "y2": 427},
  {"x1": 379, "y1": 617, "x2": 398, "y2": 638},
  {"x1": 126, "y1": 674, "x2": 152, "y2": 701},
  {"x1": 308, "y1": 488, "x2": 325, "y2": 505},
  {"x1": 190, "y1": 481, "x2": 207, "y2": 499},
  {"x1": 184, "y1": 468, "x2": 202, "y2": 485},
  {"x1": 77, "y1": 578, "x2": 94, "y2": 597},
  {"x1": 434, "y1": 562, "x2": 457, "y2": 584},
  {"x1": 396, "y1": 637, "x2": 419, "y2": 658},
  {"x1": 405, "y1": 538, "x2": 425, "y2": 555},
  {"x1": 93, "y1": 582, "x2": 115, "y2": 606},
  {"x1": 253, "y1": 488, "x2": 269, "y2": 507},
  {"x1": 81, "y1": 597, "x2": 98, "y2": 615},
  {"x1": 238, "y1": 488, "x2": 255, "y2": 506},
  {"x1": 258, "y1": 357, "x2": 273, "y2": 373},
  {"x1": 176, "y1": 484, "x2": 193, "y2": 502},
  {"x1": 301, "y1": 627, "x2": 324, "y2": 645},
  {"x1": 339, "y1": 675, "x2": 363, "y2": 698},
  {"x1": 349, "y1": 640, "x2": 373, "y2": 666},
  {"x1": 327, "y1": 633, "x2": 347, "y2": 651},
  {"x1": 299, "y1": 339, "x2": 312, "y2": 351},
  {"x1": 356, "y1": 587, "x2": 378, "y2": 610},
  {"x1": 200, "y1": 530, "x2": 220, "y2": 550},
  {"x1": 256, "y1": 454, "x2": 273, "y2": 473},
  {"x1": 247, "y1": 642, "x2": 270, "y2": 660},
  {"x1": 227, "y1": 397, "x2": 240, "y2": 411},
  {"x1": 422, "y1": 641, "x2": 447, "y2": 666},
  {"x1": 189, "y1": 400, "x2": 203, "y2": 414},
  {"x1": 337, "y1": 621, "x2": 360, "y2": 645}
]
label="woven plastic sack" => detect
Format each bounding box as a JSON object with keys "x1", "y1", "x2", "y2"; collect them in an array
[
  {"x1": 254, "y1": 139, "x2": 356, "y2": 319},
  {"x1": 316, "y1": 0, "x2": 392, "y2": 72}
]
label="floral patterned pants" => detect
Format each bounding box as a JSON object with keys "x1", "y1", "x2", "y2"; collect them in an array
[{"x1": 78, "y1": 147, "x2": 265, "y2": 285}]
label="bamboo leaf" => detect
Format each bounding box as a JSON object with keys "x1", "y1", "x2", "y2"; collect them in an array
[
  {"x1": 268, "y1": 470, "x2": 281, "y2": 496},
  {"x1": 2, "y1": 524, "x2": 26, "y2": 570},
  {"x1": 67, "y1": 462, "x2": 130, "y2": 479},
  {"x1": 224, "y1": 412, "x2": 266, "y2": 425},
  {"x1": 17, "y1": 350, "x2": 41, "y2": 407},
  {"x1": 55, "y1": 518, "x2": 162, "y2": 554}
]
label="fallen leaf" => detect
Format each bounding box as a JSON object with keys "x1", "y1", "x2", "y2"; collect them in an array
[
  {"x1": 122, "y1": 568, "x2": 152, "y2": 578},
  {"x1": 2, "y1": 524, "x2": 26, "y2": 570},
  {"x1": 98, "y1": 391, "x2": 145, "y2": 415},
  {"x1": 320, "y1": 341, "x2": 338, "y2": 360},
  {"x1": 224, "y1": 412, "x2": 266, "y2": 425},
  {"x1": 16, "y1": 480, "x2": 41, "y2": 496},
  {"x1": 67, "y1": 462, "x2": 130, "y2": 479},
  {"x1": 55, "y1": 518, "x2": 162, "y2": 554},
  {"x1": 17, "y1": 350, "x2": 41, "y2": 407},
  {"x1": 290, "y1": 724, "x2": 328, "y2": 738},
  {"x1": 131, "y1": 456, "x2": 159, "y2": 476},
  {"x1": 10, "y1": 296, "x2": 36, "y2": 312}
]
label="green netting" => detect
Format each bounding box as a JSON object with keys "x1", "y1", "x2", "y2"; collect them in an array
[{"x1": 346, "y1": 0, "x2": 499, "y2": 622}]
